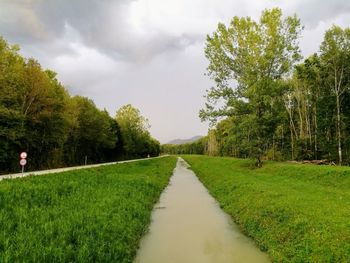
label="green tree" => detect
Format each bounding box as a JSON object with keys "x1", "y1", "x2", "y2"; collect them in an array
[
  {"x1": 0, "y1": 37, "x2": 25, "y2": 172},
  {"x1": 64, "y1": 96, "x2": 117, "y2": 165},
  {"x1": 21, "y1": 61, "x2": 70, "y2": 169},
  {"x1": 201, "y1": 8, "x2": 302, "y2": 166},
  {"x1": 115, "y1": 104, "x2": 159, "y2": 158},
  {"x1": 293, "y1": 54, "x2": 322, "y2": 159},
  {"x1": 161, "y1": 137, "x2": 206, "y2": 155},
  {"x1": 319, "y1": 26, "x2": 350, "y2": 164},
  {"x1": 1, "y1": 34, "x2": 161, "y2": 173}
]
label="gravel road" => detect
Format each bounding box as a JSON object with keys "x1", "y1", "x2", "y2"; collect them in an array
[{"x1": 0, "y1": 155, "x2": 167, "y2": 181}]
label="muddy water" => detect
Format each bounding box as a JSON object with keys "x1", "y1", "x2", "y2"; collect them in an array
[{"x1": 135, "y1": 158, "x2": 270, "y2": 263}]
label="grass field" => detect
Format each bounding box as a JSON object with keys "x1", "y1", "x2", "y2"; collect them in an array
[
  {"x1": 0, "y1": 156, "x2": 177, "y2": 262},
  {"x1": 183, "y1": 155, "x2": 350, "y2": 262}
]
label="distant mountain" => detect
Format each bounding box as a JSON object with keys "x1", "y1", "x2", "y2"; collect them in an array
[{"x1": 167, "y1": 135, "x2": 203, "y2": 145}]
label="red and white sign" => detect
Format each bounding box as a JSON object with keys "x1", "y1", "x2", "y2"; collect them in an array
[
  {"x1": 20, "y1": 152, "x2": 27, "y2": 159},
  {"x1": 20, "y1": 159, "x2": 27, "y2": 166}
]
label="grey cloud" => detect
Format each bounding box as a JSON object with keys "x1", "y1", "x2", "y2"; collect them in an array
[
  {"x1": 284, "y1": 0, "x2": 350, "y2": 28},
  {"x1": 0, "y1": 0, "x2": 201, "y2": 62},
  {"x1": 2, "y1": 0, "x2": 350, "y2": 60}
]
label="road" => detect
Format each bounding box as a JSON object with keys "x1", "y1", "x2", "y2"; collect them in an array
[{"x1": 0, "y1": 155, "x2": 167, "y2": 181}]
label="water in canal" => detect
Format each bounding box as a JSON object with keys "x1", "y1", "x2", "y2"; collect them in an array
[{"x1": 135, "y1": 158, "x2": 270, "y2": 263}]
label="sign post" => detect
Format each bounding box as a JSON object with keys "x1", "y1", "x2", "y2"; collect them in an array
[{"x1": 20, "y1": 152, "x2": 27, "y2": 173}]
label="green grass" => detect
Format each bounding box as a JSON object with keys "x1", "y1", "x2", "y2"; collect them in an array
[
  {"x1": 182, "y1": 155, "x2": 350, "y2": 262},
  {"x1": 0, "y1": 156, "x2": 177, "y2": 262}
]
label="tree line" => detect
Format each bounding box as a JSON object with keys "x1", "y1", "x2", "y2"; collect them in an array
[
  {"x1": 0, "y1": 37, "x2": 160, "y2": 174},
  {"x1": 162, "y1": 8, "x2": 350, "y2": 166}
]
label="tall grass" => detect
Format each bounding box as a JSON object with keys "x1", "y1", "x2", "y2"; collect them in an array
[
  {"x1": 0, "y1": 157, "x2": 177, "y2": 262},
  {"x1": 183, "y1": 155, "x2": 350, "y2": 262}
]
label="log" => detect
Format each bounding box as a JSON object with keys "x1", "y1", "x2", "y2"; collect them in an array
[{"x1": 301, "y1": 159, "x2": 331, "y2": 165}]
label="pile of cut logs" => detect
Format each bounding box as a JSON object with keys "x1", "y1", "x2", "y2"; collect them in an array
[{"x1": 288, "y1": 159, "x2": 336, "y2": 165}]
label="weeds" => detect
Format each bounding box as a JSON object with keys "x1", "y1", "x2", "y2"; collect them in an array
[{"x1": 0, "y1": 157, "x2": 176, "y2": 262}]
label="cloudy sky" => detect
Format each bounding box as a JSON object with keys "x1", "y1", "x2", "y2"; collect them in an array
[{"x1": 1, "y1": 0, "x2": 350, "y2": 143}]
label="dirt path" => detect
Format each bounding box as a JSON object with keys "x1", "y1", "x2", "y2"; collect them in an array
[
  {"x1": 135, "y1": 157, "x2": 269, "y2": 263},
  {"x1": 0, "y1": 155, "x2": 168, "y2": 181}
]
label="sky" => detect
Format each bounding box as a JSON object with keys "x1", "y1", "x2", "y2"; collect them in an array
[{"x1": 1, "y1": 0, "x2": 350, "y2": 143}]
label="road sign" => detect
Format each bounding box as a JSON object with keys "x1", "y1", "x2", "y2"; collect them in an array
[
  {"x1": 20, "y1": 159, "x2": 27, "y2": 166},
  {"x1": 20, "y1": 152, "x2": 27, "y2": 159}
]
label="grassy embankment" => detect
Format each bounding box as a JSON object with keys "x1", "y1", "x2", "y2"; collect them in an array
[
  {"x1": 183, "y1": 155, "x2": 350, "y2": 262},
  {"x1": 0, "y1": 156, "x2": 177, "y2": 262}
]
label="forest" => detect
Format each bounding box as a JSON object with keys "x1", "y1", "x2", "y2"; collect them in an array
[
  {"x1": 162, "y1": 8, "x2": 350, "y2": 166},
  {"x1": 0, "y1": 37, "x2": 160, "y2": 174}
]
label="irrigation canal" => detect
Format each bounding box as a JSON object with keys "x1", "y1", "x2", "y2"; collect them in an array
[{"x1": 135, "y1": 157, "x2": 270, "y2": 263}]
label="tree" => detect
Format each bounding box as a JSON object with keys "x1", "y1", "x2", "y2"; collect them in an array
[
  {"x1": 0, "y1": 37, "x2": 25, "y2": 172},
  {"x1": 293, "y1": 54, "x2": 322, "y2": 159},
  {"x1": 161, "y1": 137, "x2": 206, "y2": 155},
  {"x1": 115, "y1": 104, "x2": 159, "y2": 158},
  {"x1": 0, "y1": 34, "x2": 160, "y2": 173},
  {"x1": 319, "y1": 26, "x2": 350, "y2": 165},
  {"x1": 21, "y1": 61, "x2": 70, "y2": 169},
  {"x1": 206, "y1": 129, "x2": 219, "y2": 156},
  {"x1": 64, "y1": 96, "x2": 118, "y2": 165},
  {"x1": 201, "y1": 8, "x2": 302, "y2": 166}
]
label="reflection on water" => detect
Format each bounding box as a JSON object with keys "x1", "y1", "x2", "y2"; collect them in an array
[{"x1": 135, "y1": 158, "x2": 270, "y2": 263}]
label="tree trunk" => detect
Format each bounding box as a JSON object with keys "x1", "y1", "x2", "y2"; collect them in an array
[
  {"x1": 314, "y1": 104, "x2": 318, "y2": 160},
  {"x1": 297, "y1": 98, "x2": 304, "y2": 139},
  {"x1": 256, "y1": 156, "x2": 262, "y2": 168},
  {"x1": 272, "y1": 134, "x2": 275, "y2": 161},
  {"x1": 336, "y1": 94, "x2": 342, "y2": 165},
  {"x1": 290, "y1": 126, "x2": 294, "y2": 160}
]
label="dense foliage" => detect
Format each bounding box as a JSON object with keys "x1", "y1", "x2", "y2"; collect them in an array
[
  {"x1": 0, "y1": 37, "x2": 160, "y2": 173},
  {"x1": 161, "y1": 137, "x2": 206, "y2": 155},
  {"x1": 116, "y1": 105, "x2": 160, "y2": 158},
  {"x1": 161, "y1": 130, "x2": 219, "y2": 156},
  {"x1": 0, "y1": 156, "x2": 177, "y2": 262},
  {"x1": 165, "y1": 8, "x2": 350, "y2": 166},
  {"x1": 183, "y1": 155, "x2": 350, "y2": 262}
]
